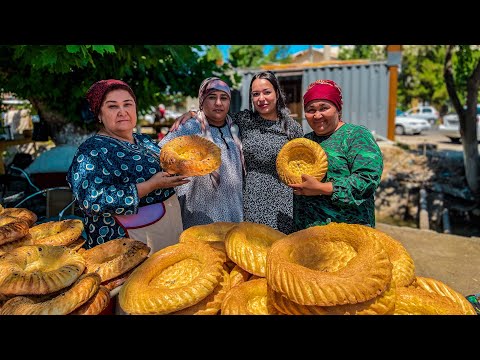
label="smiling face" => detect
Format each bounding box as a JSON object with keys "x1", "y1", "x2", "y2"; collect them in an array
[
  {"x1": 251, "y1": 78, "x2": 278, "y2": 120},
  {"x1": 304, "y1": 99, "x2": 341, "y2": 136},
  {"x1": 98, "y1": 89, "x2": 137, "y2": 139},
  {"x1": 202, "y1": 90, "x2": 230, "y2": 127}
]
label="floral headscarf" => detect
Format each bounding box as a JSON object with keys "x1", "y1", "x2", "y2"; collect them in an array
[{"x1": 196, "y1": 77, "x2": 246, "y2": 189}]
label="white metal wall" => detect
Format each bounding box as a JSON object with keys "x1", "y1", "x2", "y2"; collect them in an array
[{"x1": 239, "y1": 61, "x2": 389, "y2": 138}]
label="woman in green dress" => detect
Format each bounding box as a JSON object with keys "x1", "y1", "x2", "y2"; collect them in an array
[{"x1": 290, "y1": 79, "x2": 384, "y2": 230}]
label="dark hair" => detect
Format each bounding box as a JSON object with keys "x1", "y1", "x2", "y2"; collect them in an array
[{"x1": 248, "y1": 71, "x2": 293, "y2": 138}]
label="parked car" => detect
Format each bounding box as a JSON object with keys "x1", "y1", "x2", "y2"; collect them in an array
[
  {"x1": 395, "y1": 115, "x2": 431, "y2": 135},
  {"x1": 438, "y1": 105, "x2": 480, "y2": 143},
  {"x1": 402, "y1": 105, "x2": 439, "y2": 125}
]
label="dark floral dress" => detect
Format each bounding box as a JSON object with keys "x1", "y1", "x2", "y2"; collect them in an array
[
  {"x1": 233, "y1": 110, "x2": 303, "y2": 234},
  {"x1": 294, "y1": 123, "x2": 383, "y2": 230}
]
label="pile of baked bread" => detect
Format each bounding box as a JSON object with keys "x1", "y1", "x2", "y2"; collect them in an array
[
  {"x1": 0, "y1": 205, "x2": 475, "y2": 315},
  {"x1": 0, "y1": 206, "x2": 149, "y2": 315},
  {"x1": 118, "y1": 221, "x2": 476, "y2": 315}
]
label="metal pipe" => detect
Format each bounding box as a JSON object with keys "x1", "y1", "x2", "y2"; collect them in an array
[
  {"x1": 442, "y1": 208, "x2": 451, "y2": 234},
  {"x1": 419, "y1": 188, "x2": 429, "y2": 230}
]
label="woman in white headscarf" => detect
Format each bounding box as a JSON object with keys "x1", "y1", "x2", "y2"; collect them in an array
[{"x1": 158, "y1": 77, "x2": 245, "y2": 230}]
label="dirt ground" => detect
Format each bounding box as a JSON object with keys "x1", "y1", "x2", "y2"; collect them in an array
[
  {"x1": 375, "y1": 131, "x2": 480, "y2": 297},
  {"x1": 377, "y1": 223, "x2": 480, "y2": 296}
]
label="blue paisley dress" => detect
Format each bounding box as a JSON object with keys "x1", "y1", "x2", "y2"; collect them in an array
[{"x1": 67, "y1": 133, "x2": 175, "y2": 249}]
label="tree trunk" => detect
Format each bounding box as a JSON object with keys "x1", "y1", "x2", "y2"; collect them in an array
[{"x1": 444, "y1": 45, "x2": 480, "y2": 195}]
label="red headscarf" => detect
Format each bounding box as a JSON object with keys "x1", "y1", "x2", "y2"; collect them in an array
[
  {"x1": 303, "y1": 79, "x2": 343, "y2": 112},
  {"x1": 86, "y1": 79, "x2": 136, "y2": 117}
]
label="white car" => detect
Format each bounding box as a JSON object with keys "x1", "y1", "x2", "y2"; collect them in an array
[
  {"x1": 395, "y1": 115, "x2": 431, "y2": 135},
  {"x1": 438, "y1": 106, "x2": 480, "y2": 143},
  {"x1": 403, "y1": 105, "x2": 439, "y2": 125}
]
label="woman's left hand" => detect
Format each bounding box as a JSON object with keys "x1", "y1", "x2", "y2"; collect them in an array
[{"x1": 290, "y1": 174, "x2": 332, "y2": 196}]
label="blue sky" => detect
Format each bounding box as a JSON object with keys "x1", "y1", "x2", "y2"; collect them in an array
[{"x1": 218, "y1": 45, "x2": 329, "y2": 59}]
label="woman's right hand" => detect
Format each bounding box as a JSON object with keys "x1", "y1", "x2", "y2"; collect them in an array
[
  {"x1": 137, "y1": 172, "x2": 190, "y2": 197},
  {"x1": 169, "y1": 110, "x2": 198, "y2": 132},
  {"x1": 151, "y1": 171, "x2": 190, "y2": 188}
]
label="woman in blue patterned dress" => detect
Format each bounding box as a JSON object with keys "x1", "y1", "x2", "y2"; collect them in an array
[
  {"x1": 171, "y1": 71, "x2": 303, "y2": 234},
  {"x1": 67, "y1": 79, "x2": 189, "y2": 252},
  {"x1": 290, "y1": 79, "x2": 383, "y2": 230},
  {"x1": 158, "y1": 77, "x2": 245, "y2": 230}
]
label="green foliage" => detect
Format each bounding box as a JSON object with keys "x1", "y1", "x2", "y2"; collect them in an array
[
  {"x1": 0, "y1": 45, "x2": 232, "y2": 131},
  {"x1": 453, "y1": 45, "x2": 480, "y2": 103},
  {"x1": 205, "y1": 45, "x2": 223, "y2": 63},
  {"x1": 397, "y1": 45, "x2": 447, "y2": 110},
  {"x1": 338, "y1": 45, "x2": 386, "y2": 61},
  {"x1": 228, "y1": 45, "x2": 265, "y2": 68},
  {"x1": 264, "y1": 45, "x2": 292, "y2": 64}
]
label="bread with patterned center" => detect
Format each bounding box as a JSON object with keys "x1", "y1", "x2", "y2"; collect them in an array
[
  {"x1": 119, "y1": 241, "x2": 226, "y2": 315},
  {"x1": 160, "y1": 134, "x2": 221, "y2": 176},
  {"x1": 276, "y1": 137, "x2": 328, "y2": 185},
  {"x1": 266, "y1": 222, "x2": 393, "y2": 306},
  {"x1": 0, "y1": 244, "x2": 86, "y2": 296}
]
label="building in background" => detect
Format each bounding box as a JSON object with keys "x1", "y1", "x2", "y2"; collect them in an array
[{"x1": 234, "y1": 58, "x2": 390, "y2": 139}]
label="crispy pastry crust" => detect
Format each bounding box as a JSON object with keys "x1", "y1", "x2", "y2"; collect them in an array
[
  {"x1": 82, "y1": 238, "x2": 150, "y2": 282},
  {"x1": 171, "y1": 268, "x2": 231, "y2": 315},
  {"x1": 399, "y1": 276, "x2": 476, "y2": 315},
  {"x1": 118, "y1": 242, "x2": 226, "y2": 315},
  {"x1": 0, "y1": 233, "x2": 33, "y2": 253},
  {"x1": 0, "y1": 208, "x2": 37, "y2": 227},
  {"x1": 179, "y1": 222, "x2": 238, "y2": 248},
  {"x1": 370, "y1": 229, "x2": 415, "y2": 287},
  {"x1": 0, "y1": 216, "x2": 30, "y2": 246},
  {"x1": 269, "y1": 280, "x2": 396, "y2": 315},
  {"x1": 225, "y1": 222, "x2": 286, "y2": 277},
  {"x1": 266, "y1": 222, "x2": 393, "y2": 306},
  {"x1": 70, "y1": 284, "x2": 110, "y2": 315},
  {"x1": 221, "y1": 278, "x2": 279, "y2": 315},
  {"x1": 160, "y1": 134, "x2": 221, "y2": 176},
  {"x1": 0, "y1": 244, "x2": 86, "y2": 296},
  {"x1": 229, "y1": 264, "x2": 252, "y2": 288},
  {"x1": 29, "y1": 219, "x2": 84, "y2": 246},
  {"x1": 276, "y1": 137, "x2": 328, "y2": 185},
  {"x1": 0, "y1": 273, "x2": 100, "y2": 315}
]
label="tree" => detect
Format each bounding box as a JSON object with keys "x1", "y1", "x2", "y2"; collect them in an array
[
  {"x1": 338, "y1": 45, "x2": 386, "y2": 61},
  {"x1": 264, "y1": 45, "x2": 292, "y2": 64},
  {"x1": 397, "y1": 46, "x2": 448, "y2": 111},
  {"x1": 0, "y1": 45, "x2": 232, "y2": 141},
  {"x1": 444, "y1": 45, "x2": 480, "y2": 195},
  {"x1": 228, "y1": 45, "x2": 265, "y2": 68}
]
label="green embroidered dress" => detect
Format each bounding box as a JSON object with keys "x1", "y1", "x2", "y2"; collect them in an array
[{"x1": 293, "y1": 123, "x2": 383, "y2": 230}]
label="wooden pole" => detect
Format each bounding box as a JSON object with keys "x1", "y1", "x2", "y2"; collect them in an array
[{"x1": 387, "y1": 45, "x2": 402, "y2": 141}]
